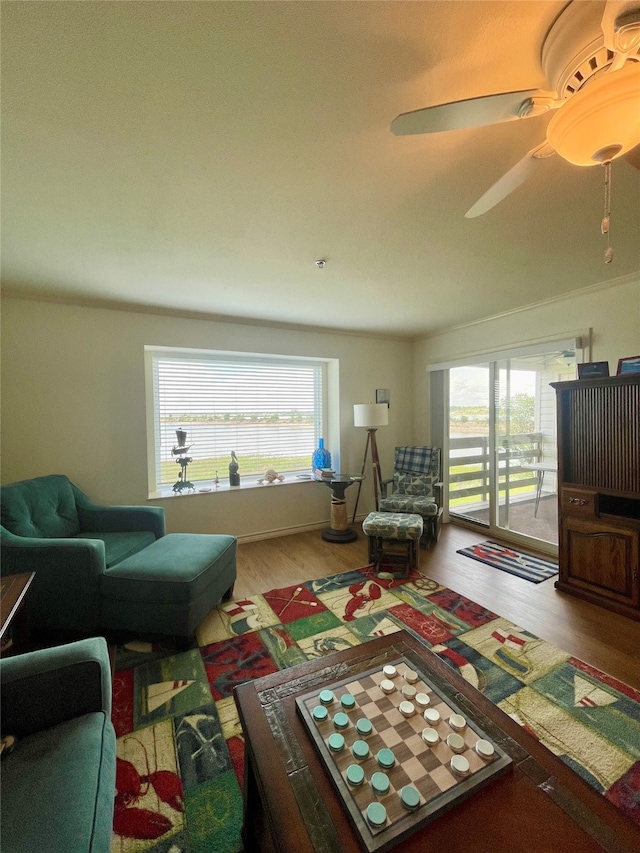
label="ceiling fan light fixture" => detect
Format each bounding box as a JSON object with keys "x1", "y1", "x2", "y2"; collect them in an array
[
  {"x1": 592, "y1": 143, "x2": 624, "y2": 163},
  {"x1": 546, "y1": 62, "x2": 640, "y2": 166}
]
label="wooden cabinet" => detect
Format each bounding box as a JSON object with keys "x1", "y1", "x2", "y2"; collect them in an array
[
  {"x1": 552, "y1": 375, "x2": 640, "y2": 620},
  {"x1": 561, "y1": 511, "x2": 639, "y2": 607}
]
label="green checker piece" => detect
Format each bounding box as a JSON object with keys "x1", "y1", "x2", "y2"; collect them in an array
[
  {"x1": 340, "y1": 693, "x2": 356, "y2": 710},
  {"x1": 400, "y1": 785, "x2": 420, "y2": 811},
  {"x1": 366, "y1": 802, "x2": 387, "y2": 828},
  {"x1": 333, "y1": 712, "x2": 350, "y2": 730},
  {"x1": 370, "y1": 771, "x2": 390, "y2": 795},
  {"x1": 352, "y1": 739, "x2": 370, "y2": 760},
  {"x1": 328, "y1": 733, "x2": 345, "y2": 753},
  {"x1": 376, "y1": 748, "x2": 395, "y2": 770},
  {"x1": 346, "y1": 764, "x2": 365, "y2": 787},
  {"x1": 319, "y1": 689, "x2": 335, "y2": 706},
  {"x1": 312, "y1": 705, "x2": 329, "y2": 723},
  {"x1": 356, "y1": 718, "x2": 373, "y2": 736}
]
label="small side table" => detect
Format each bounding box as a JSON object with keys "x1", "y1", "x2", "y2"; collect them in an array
[
  {"x1": 319, "y1": 476, "x2": 358, "y2": 543},
  {"x1": 521, "y1": 462, "x2": 558, "y2": 516},
  {"x1": 0, "y1": 572, "x2": 36, "y2": 656}
]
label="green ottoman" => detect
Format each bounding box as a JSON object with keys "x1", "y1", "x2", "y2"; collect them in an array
[
  {"x1": 362, "y1": 512, "x2": 423, "y2": 578},
  {"x1": 378, "y1": 494, "x2": 442, "y2": 545},
  {"x1": 100, "y1": 533, "x2": 236, "y2": 640}
]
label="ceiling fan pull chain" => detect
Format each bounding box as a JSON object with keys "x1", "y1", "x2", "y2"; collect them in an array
[{"x1": 601, "y1": 160, "x2": 613, "y2": 264}]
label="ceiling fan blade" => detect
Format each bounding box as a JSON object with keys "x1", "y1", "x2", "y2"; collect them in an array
[
  {"x1": 465, "y1": 143, "x2": 554, "y2": 219},
  {"x1": 391, "y1": 89, "x2": 544, "y2": 136}
]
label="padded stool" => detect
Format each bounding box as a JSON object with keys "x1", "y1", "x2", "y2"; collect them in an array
[
  {"x1": 362, "y1": 512, "x2": 423, "y2": 578},
  {"x1": 100, "y1": 533, "x2": 237, "y2": 641},
  {"x1": 378, "y1": 495, "x2": 442, "y2": 545}
]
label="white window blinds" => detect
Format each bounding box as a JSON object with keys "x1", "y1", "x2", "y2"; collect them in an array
[{"x1": 147, "y1": 349, "x2": 326, "y2": 488}]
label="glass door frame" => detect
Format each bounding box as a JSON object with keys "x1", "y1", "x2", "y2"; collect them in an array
[
  {"x1": 438, "y1": 338, "x2": 586, "y2": 558},
  {"x1": 448, "y1": 358, "x2": 557, "y2": 557},
  {"x1": 491, "y1": 358, "x2": 553, "y2": 552}
]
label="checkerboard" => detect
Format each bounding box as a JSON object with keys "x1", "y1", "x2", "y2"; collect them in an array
[{"x1": 296, "y1": 656, "x2": 512, "y2": 853}]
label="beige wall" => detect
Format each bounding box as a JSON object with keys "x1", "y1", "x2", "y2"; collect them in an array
[
  {"x1": 412, "y1": 275, "x2": 640, "y2": 442},
  {"x1": 1, "y1": 297, "x2": 413, "y2": 538},
  {"x1": 3, "y1": 277, "x2": 638, "y2": 540}
]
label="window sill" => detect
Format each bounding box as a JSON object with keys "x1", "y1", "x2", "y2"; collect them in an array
[{"x1": 148, "y1": 471, "x2": 318, "y2": 500}]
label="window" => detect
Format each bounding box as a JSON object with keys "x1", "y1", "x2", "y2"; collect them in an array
[{"x1": 145, "y1": 347, "x2": 331, "y2": 494}]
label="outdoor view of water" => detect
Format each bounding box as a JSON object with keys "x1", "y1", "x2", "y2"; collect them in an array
[{"x1": 160, "y1": 422, "x2": 315, "y2": 460}]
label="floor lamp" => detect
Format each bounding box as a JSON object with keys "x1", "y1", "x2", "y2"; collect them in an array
[{"x1": 352, "y1": 403, "x2": 389, "y2": 523}]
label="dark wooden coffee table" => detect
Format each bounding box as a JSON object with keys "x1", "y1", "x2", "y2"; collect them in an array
[
  {"x1": 0, "y1": 572, "x2": 35, "y2": 655},
  {"x1": 234, "y1": 630, "x2": 638, "y2": 853}
]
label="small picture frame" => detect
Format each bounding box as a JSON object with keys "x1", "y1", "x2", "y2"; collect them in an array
[
  {"x1": 616, "y1": 356, "x2": 640, "y2": 376},
  {"x1": 577, "y1": 361, "x2": 609, "y2": 379},
  {"x1": 376, "y1": 388, "x2": 390, "y2": 407}
]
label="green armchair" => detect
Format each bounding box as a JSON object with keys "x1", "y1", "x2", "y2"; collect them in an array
[
  {"x1": 1, "y1": 474, "x2": 165, "y2": 632},
  {"x1": 0, "y1": 637, "x2": 117, "y2": 853}
]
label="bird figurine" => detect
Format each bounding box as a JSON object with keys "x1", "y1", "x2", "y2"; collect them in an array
[{"x1": 229, "y1": 451, "x2": 240, "y2": 486}]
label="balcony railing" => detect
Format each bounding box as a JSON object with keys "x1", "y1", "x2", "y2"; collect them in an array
[{"x1": 449, "y1": 432, "x2": 545, "y2": 507}]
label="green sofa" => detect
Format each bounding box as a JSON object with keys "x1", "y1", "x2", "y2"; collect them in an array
[
  {"x1": 0, "y1": 637, "x2": 117, "y2": 853},
  {"x1": 1, "y1": 474, "x2": 165, "y2": 632},
  {"x1": 1, "y1": 474, "x2": 237, "y2": 641}
]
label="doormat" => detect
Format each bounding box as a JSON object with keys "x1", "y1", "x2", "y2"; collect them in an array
[
  {"x1": 456, "y1": 540, "x2": 558, "y2": 583},
  {"x1": 110, "y1": 564, "x2": 640, "y2": 853}
]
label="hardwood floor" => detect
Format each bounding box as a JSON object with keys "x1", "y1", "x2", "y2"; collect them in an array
[{"x1": 236, "y1": 523, "x2": 640, "y2": 691}]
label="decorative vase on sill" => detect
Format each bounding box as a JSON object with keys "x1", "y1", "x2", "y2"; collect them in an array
[{"x1": 312, "y1": 438, "x2": 331, "y2": 473}]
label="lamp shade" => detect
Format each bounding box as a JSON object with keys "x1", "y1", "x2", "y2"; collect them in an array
[
  {"x1": 547, "y1": 63, "x2": 640, "y2": 166},
  {"x1": 354, "y1": 403, "x2": 389, "y2": 428}
]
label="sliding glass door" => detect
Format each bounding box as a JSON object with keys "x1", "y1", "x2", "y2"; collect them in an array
[
  {"x1": 494, "y1": 354, "x2": 563, "y2": 545},
  {"x1": 448, "y1": 363, "x2": 492, "y2": 526},
  {"x1": 447, "y1": 347, "x2": 577, "y2": 551}
]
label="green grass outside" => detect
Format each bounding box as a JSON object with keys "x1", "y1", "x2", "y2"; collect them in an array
[
  {"x1": 161, "y1": 453, "x2": 311, "y2": 484},
  {"x1": 448, "y1": 463, "x2": 535, "y2": 507}
]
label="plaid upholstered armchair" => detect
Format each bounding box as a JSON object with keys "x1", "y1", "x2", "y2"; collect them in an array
[{"x1": 378, "y1": 447, "x2": 444, "y2": 546}]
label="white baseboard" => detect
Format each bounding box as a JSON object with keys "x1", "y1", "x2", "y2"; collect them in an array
[
  {"x1": 236, "y1": 520, "x2": 326, "y2": 544},
  {"x1": 236, "y1": 515, "x2": 369, "y2": 544}
]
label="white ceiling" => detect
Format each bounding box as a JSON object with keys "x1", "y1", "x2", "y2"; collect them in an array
[{"x1": 2, "y1": 1, "x2": 639, "y2": 338}]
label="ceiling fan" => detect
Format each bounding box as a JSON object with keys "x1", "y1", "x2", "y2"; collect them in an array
[{"x1": 391, "y1": 0, "x2": 640, "y2": 233}]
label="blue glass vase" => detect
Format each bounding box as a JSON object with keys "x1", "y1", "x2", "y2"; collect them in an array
[{"x1": 312, "y1": 438, "x2": 331, "y2": 472}]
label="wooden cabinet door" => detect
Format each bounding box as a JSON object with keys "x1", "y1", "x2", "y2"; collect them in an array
[{"x1": 561, "y1": 518, "x2": 640, "y2": 607}]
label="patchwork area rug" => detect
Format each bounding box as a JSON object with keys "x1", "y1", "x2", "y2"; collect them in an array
[
  {"x1": 110, "y1": 566, "x2": 639, "y2": 853},
  {"x1": 456, "y1": 540, "x2": 558, "y2": 583}
]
